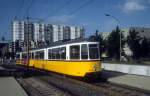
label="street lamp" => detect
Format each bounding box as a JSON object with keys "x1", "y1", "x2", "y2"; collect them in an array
[{"x1": 105, "y1": 13, "x2": 122, "y2": 61}]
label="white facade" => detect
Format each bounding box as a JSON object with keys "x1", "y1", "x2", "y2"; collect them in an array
[
  {"x1": 75, "y1": 27, "x2": 81, "y2": 38},
  {"x1": 70, "y1": 26, "x2": 84, "y2": 39},
  {"x1": 34, "y1": 23, "x2": 45, "y2": 42},
  {"x1": 52, "y1": 25, "x2": 65, "y2": 42},
  {"x1": 12, "y1": 21, "x2": 24, "y2": 42},
  {"x1": 52, "y1": 25, "x2": 59, "y2": 42},
  {"x1": 70, "y1": 26, "x2": 75, "y2": 39},
  {"x1": 12, "y1": 20, "x2": 85, "y2": 44},
  {"x1": 58, "y1": 25, "x2": 64, "y2": 41}
]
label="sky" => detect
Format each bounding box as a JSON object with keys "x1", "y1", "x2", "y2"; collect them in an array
[{"x1": 0, "y1": 0, "x2": 150, "y2": 41}]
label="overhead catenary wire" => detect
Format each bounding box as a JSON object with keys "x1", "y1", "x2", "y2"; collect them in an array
[
  {"x1": 42, "y1": 0, "x2": 94, "y2": 23},
  {"x1": 24, "y1": 0, "x2": 35, "y2": 18},
  {"x1": 68, "y1": 0, "x2": 94, "y2": 15},
  {"x1": 42, "y1": 0, "x2": 73, "y2": 22}
]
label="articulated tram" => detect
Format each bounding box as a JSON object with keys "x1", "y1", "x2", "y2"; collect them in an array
[{"x1": 16, "y1": 40, "x2": 102, "y2": 77}]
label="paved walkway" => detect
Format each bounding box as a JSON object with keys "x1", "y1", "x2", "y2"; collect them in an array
[
  {"x1": 0, "y1": 77, "x2": 28, "y2": 96},
  {"x1": 108, "y1": 74, "x2": 150, "y2": 91}
]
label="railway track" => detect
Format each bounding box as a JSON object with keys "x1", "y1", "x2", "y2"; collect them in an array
[
  {"x1": 17, "y1": 77, "x2": 72, "y2": 96},
  {"x1": 1, "y1": 65, "x2": 149, "y2": 96},
  {"x1": 94, "y1": 82, "x2": 148, "y2": 96},
  {"x1": 30, "y1": 72, "x2": 149, "y2": 96}
]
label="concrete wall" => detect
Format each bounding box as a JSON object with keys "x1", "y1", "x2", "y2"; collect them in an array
[{"x1": 102, "y1": 63, "x2": 150, "y2": 76}]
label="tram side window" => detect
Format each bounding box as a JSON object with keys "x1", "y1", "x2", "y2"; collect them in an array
[
  {"x1": 38, "y1": 51, "x2": 44, "y2": 59},
  {"x1": 29, "y1": 53, "x2": 31, "y2": 59},
  {"x1": 31, "y1": 53, "x2": 34, "y2": 59},
  {"x1": 22, "y1": 53, "x2": 27, "y2": 59},
  {"x1": 35, "y1": 52, "x2": 38, "y2": 59},
  {"x1": 56, "y1": 48, "x2": 60, "y2": 59},
  {"x1": 70, "y1": 45, "x2": 80, "y2": 59},
  {"x1": 61, "y1": 47, "x2": 66, "y2": 59},
  {"x1": 81, "y1": 44, "x2": 88, "y2": 59},
  {"x1": 52, "y1": 49, "x2": 56, "y2": 59},
  {"x1": 48, "y1": 49, "x2": 52, "y2": 59},
  {"x1": 89, "y1": 44, "x2": 99, "y2": 59},
  {"x1": 16, "y1": 54, "x2": 20, "y2": 59}
]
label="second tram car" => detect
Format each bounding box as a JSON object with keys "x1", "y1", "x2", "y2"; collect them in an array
[{"x1": 16, "y1": 40, "x2": 102, "y2": 77}]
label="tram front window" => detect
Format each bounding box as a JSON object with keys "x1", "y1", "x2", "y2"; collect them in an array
[
  {"x1": 89, "y1": 44, "x2": 99, "y2": 59},
  {"x1": 70, "y1": 45, "x2": 80, "y2": 59}
]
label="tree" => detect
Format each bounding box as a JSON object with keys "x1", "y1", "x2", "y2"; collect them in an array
[
  {"x1": 127, "y1": 29, "x2": 141, "y2": 60},
  {"x1": 89, "y1": 30, "x2": 99, "y2": 41},
  {"x1": 89, "y1": 30, "x2": 106, "y2": 58},
  {"x1": 106, "y1": 26, "x2": 125, "y2": 60},
  {"x1": 140, "y1": 37, "x2": 149, "y2": 58}
]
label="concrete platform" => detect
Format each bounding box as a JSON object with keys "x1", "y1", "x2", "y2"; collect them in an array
[
  {"x1": 0, "y1": 77, "x2": 28, "y2": 96},
  {"x1": 108, "y1": 74, "x2": 150, "y2": 91}
]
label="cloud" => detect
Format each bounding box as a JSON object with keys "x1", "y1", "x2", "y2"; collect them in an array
[
  {"x1": 122, "y1": 0, "x2": 146, "y2": 13},
  {"x1": 47, "y1": 15, "x2": 75, "y2": 24}
]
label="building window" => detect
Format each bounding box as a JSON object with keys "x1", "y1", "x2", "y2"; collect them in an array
[
  {"x1": 70, "y1": 45, "x2": 80, "y2": 59},
  {"x1": 89, "y1": 44, "x2": 99, "y2": 59},
  {"x1": 81, "y1": 44, "x2": 88, "y2": 59}
]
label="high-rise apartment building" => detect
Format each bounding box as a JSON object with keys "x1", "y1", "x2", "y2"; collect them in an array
[
  {"x1": 12, "y1": 20, "x2": 25, "y2": 42},
  {"x1": 12, "y1": 20, "x2": 85, "y2": 50},
  {"x1": 70, "y1": 26, "x2": 75, "y2": 39},
  {"x1": 63, "y1": 26, "x2": 71, "y2": 40},
  {"x1": 58, "y1": 25, "x2": 64, "y2": 41},
  {"x1": 24, "y1": 22, "x2": 34, "y2": 42},
  {"x1": 45, "y1": 24, "x2": 53, "y2": 44},
  {"x1": 34, "y1": 23, "x2": 45, "y2": 42}
]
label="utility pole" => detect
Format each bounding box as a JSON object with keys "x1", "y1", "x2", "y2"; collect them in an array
[
  {"x1": 26, "y1": 16, "x2": 30, "y2": 70},
  {"x1": 105, "y1": 13, "x2": 122, "y2": 61}
]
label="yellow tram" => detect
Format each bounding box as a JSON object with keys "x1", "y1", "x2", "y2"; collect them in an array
[{"x1": 16, "y1": 40, "x2": 102, "y2": 77}]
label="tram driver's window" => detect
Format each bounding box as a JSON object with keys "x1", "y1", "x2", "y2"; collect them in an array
[
  {"x1": 70, "y1": 45, "x2": 80, "y2": 59},
  {"x1": 89, "y1": 44, "x2": 99, "y2": 59}
]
